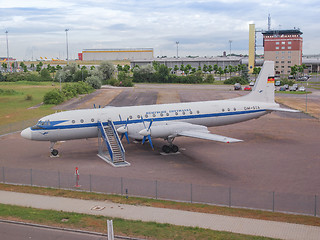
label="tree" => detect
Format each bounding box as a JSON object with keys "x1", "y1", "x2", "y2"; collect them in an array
[
  {"x1": 40, "y1": 68, "x2": 52, "y2": 81},
  {"x1": 202, "y1": 64, "x2": 208, "y2": 73},
  {"x1": 217, "y1": 67, "x2": 224, "y2": 81},
  {"x1": 133, "y1": 64, "x2": 155, "y2": 82},
  {"x1": 117, "y1": 64, "x2": 123, "y2": 72},
  {"x1": 228, "y1": 65, "x2": 234, "y2": 77},
  {"x1": 98, "y1": 61, "x2": 115, "y2": 81},
  {"x1": 180, "y1": 64, "x2": 185, "y2": 73},
  {"x1": 290, "y1": 65, "x2": 298, "y2": 79},
  {"x1": 2, "y1": 63, "x2": 7, "y2": 72},
  {"x1": 197, "y1": 66, "x2": 202, "y2": 72},
  {"x1": 253, "y1": 67, "x2": 261, "y2": 80},
  {"x1": 208, "y1": 65, "x2": 213, "y2": 74},
  {"x1": 173, "y1": 65, "x2": 179, "y2": 73},
  {"x1": 30, "y1": 63, "x2": 35, "y2": 71}
]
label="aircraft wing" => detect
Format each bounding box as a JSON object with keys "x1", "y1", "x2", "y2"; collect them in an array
[{"x1": 178, "y1": 130, "x2": 242, "y2": 143}]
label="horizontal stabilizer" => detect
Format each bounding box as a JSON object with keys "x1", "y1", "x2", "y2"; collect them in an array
[
  {"x1": 266, "y1": 107, "x2": 300, "y2": 113},
  {"x1": 178, "y1": 131, "x2": 242, "y2": 143}
]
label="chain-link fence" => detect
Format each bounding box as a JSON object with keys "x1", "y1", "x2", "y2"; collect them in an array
[{"x1": 0, "y1": 166, "x2": 318, "y2": 217}]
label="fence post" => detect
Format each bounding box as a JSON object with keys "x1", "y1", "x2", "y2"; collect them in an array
[
  {"x1": 228, "y1": 187, "x2": 231, "y2": 207},
  {"x1": 30, "y1": 169, "x2": 33, "y2": 186},
  {"x1": 90, "y1": 174, "x2": 92, "y2": 192},
  {"x1": 155, "y1": 180, "x2": 158, "y2": 199},
  {"x1": 2, "y1": 167, "x2": 5, "y2": 183},
  {"x1": 190, "y1": 183, "x2": 193, "y2": 203},
  {"x1": 58, "y1": 171, "x2": 60, "y2": 189},
  {"x1": 315, "y1": 195, "x2": 317, "y2": 217},
  {"x1": 272, "y1": 191, "x2": 275, "y2": 212}
]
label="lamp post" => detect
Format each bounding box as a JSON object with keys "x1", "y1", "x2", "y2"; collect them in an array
[
  {"x1": 176, "y1": 41, "x2": 179, "y2": 58},
  {"x1": 229, "y1": 40, "x2": 232, "y2": 56},
  {"x1": 5, "y1": 30, "x2": 9, "y2": 72},
  {"x1": 65, "y1": 29, "x2": 69, "y2": 65}
]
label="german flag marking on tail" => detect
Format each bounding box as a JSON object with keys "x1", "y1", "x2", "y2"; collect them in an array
[{"x1": 267, "y1": 76, "x2": 275, "y2": 83}]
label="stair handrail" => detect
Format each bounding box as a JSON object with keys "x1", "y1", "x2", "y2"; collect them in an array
[
  {"x1": 97, "y1": 121, "x2": 114, "y2": 161},
  {"x1": 108, "y1": 119, "x2": 125, "y2": 161}
]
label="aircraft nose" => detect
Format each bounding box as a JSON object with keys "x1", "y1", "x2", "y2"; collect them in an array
[{"x1": 21, "y1": 128, "x2": 32, "y2": 140}]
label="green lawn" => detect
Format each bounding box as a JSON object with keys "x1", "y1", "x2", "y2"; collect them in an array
[
  {"x1": 0, "y1": 203, "x2": 278, "y2": 240},
  {"x1": 0, "y1": 81, "x2": 57, "y2": 127}
]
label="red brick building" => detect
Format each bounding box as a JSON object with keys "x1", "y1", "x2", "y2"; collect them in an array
[{"x1": 262, "y1": 29, "x2": 303, "y2": 75}]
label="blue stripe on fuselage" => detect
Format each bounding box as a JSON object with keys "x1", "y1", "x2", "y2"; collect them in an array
[{"x1": 30, "y1": 109, "x2": 266, "y2": 132}]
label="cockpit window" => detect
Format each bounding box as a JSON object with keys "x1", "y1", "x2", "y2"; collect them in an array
[{"x1": 31, "y1": 120, "x2": 50, "y2": 130}]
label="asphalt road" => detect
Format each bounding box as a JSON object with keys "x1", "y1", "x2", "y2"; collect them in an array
[{"x1": 0, "y1": 221, "x2": 109, "y2": 240}]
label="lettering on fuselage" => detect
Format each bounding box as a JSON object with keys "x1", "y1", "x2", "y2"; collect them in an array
[
  {"x1": 145, "y1": 108, "x2": 192, "y2": 115},
  {"x1": 244, "y1": 106, "x2": 260, "y2": 111}
]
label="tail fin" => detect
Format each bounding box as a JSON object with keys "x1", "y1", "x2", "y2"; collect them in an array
[{"x1": 238, "y1": 61, "x2": 275, "y2": 103}]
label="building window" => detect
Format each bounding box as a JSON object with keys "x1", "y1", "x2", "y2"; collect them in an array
[
  {"x1": 281, "y1": 47, "x2": 285, "y2": 49},
  {"x1": 281, "y1": 66, "x2": 284, "y2": 68},
  {"x1": 288, "y1": 51, "x2": 291, "y2": 54},
  {"x1": 276, "y1": 47, "x2": 279, "y2": 50},
  {"x1": 276, "y1": 51, "x2": 279, "y2": 54},
  {"x1": 288, "y1": 56, "x2": 291, "y2": 59},
  {"x1": 276, "y1": 61, "x2": 279, "y2": 63},
  {"x1": 275, "y1": 66, "x2": 279, "y2": 68},
  {"x1": 282, "y1": 56, "x2": 285, "y2": 59},
  {"x1": 281, "y1": 41, "x2": 285, "y2": 44},
  {"x1": 288, "y1": 41, "x2": 292, "y2": 44},
  {"x1": 281, "y1": 61, "x2": 285, "y2": 63},
  {"x1": 288, "y1": 61, "x2": 291, "y2": 64},
  {"x1": 282, "y1": 51, "x2": 285, "y2": 54},
  {"x1": 276, "y1": 56, "x2": 279, "y2": 59},
  {"x1": 288, "y1": 46, "x2": 292, "y2": 49},
  {"x1": 276, "y1": 42, "x2": 279, "y2": 45}
]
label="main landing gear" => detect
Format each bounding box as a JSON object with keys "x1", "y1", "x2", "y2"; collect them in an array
[
  {"x1": 50, "y1": 141, "x2": 59, "y2": 157},
  {"x1": 162, "y1": 137, "x2": 179, "y2": 154}
]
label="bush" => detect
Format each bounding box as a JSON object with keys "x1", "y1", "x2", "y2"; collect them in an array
[
  {"x1": 40, "y1": 68, "x2": 52, "y2": 81},
  {"x1": 73, "y1": 81, "x2": 94, "y2": 94},
  {"x1": 62, "y1": 83, "x2": 78, "y2": 99},
  {"x1": 108, "y1": 78, "x2": 119, "y2": 86},
  {"x1": 43, "y1": 89, "x2": 64, "y2": 104},
  {"x1": 118, "y1": 72, "x2": 134, "y2": 87},
  {"x1": 98, "y1": 61, "x2": 115, "y2": 81},
  {"x1": 0, "y1": 89, "x2": 20, "y2": 95},
  {"x1": 204, "y1": 74, "x2": 215, "y2": 83},
  {"x1": 86, "y1": 76, "x2": 102, "y2": 89},
  {"x1": 25, "y1": 94, "x2": 33, "y2": 101},
  {"x1": 224, "y1": 76, "x2": 248, "y2": 85}
]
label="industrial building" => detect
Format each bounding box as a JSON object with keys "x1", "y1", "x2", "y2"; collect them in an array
[
  {"x1": 78, "y1": 48, "x2": 154, "y2": 61},
  {"x1": 262, "y1": 29, "x2": 303, "y2": 75}
]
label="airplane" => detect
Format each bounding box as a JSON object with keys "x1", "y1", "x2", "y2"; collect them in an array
[{"x1": 21, "y1": 61, "x2": 298, "y2": 161}]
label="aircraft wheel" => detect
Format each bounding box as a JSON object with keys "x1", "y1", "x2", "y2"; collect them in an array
[
  {"x1": 171, "y1": 144, "x2": 179, "y2": 153},
  {"x1": 162, "y1": 145, "x2": 171, "y2": 153},
  {"x1": 51, "y1": 149, "x2": 59, "y2": 156}
]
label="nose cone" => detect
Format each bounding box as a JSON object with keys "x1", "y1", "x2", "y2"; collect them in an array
[{"x1": 21, "y1": 128, "x2": 32, "y2": 140}]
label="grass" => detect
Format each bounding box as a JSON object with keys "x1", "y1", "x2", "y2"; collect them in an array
[
  {"x1": 0, "y1": 204, "x2": 277, "y2": 240},
  {"x1": 0, "y1": 81, "x2": 57, "y2": 127},
  {"x1": 275, "y1": 91, "x2": 312, "y2": 94},
  {"x1": 1, "y1": 184, "x2": 319, "y2": 228}
]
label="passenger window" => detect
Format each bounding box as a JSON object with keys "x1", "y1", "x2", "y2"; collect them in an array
[
  {"x1": 145, "y1": 114, "x2": 148, "y2": 118},
  {"x1": 72, "y1": 120, "x2": 75, "y2": 124},
  {"x1": 175, "y1": 112, "x2": 178, "y2": 115},
  {"x1": 80, "y1": 119, "x2": 84, "y2": 123},
  {"x1": 166, "y1": 113, "x2": 169, "y2": 116}
]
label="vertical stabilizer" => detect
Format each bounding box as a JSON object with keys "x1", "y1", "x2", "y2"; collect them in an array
[{"x1": 238, "y1": 61, "x2": 275, "y2": 103}]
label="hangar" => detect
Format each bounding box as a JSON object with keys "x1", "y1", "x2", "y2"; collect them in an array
[{"x1": 78, "y1": 48, "x2": 154, "y2": 61}]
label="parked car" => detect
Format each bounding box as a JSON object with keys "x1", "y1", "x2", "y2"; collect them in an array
[
  {"x1": 234, "y1": 83, "x2": 241, "y2": 90},
  {"x1": 275, "y1": 80, "x2": 281, "y2": 86},
  {"x1": 289, "y1": 86, "x2": 296, "y2": 91},
  {"x1": 279, "y1": 86, "x2": 286, "y2": 91},
  {"x1": 297, "y1": 76, "x2": 308, "y2": 81},
  {"x1": 293, "y1": 83, "x2": 298, "y2": 89},
  {"x1": 244, "y1": 86, "x2": 252, "y2": 91},
  {"x1": 284, "y1": 84, "x2": 289, "y2": 89},
  {"x1": 298, "y1": 86, "x2": 306, "y2": 91},
  {"x1": 249, "y1": 81, "x2": 255, "y2": 86}
]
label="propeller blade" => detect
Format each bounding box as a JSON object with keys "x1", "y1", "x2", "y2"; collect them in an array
[
  {"x1": 147, "y1": 135, "x2": 154, "y2": 150},
  {"x1": 147, "y1": 119, "x2": 153, "y2": 131},
  {"x1": 124, "y1": 132, "x2": 130, "y2": 144}
]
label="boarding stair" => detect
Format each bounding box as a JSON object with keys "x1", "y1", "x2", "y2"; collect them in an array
[{"x1": 97, "y1": 120, "x2": 130, "y2": 167}]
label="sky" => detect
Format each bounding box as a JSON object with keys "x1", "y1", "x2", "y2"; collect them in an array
[{"x1": 0, "y1": 0, "x2": 319, "y2": 61}]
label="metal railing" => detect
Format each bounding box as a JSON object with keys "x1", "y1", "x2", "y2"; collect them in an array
[{"x1": 0, "y1": 166, "x2": 318, "y2": 217}]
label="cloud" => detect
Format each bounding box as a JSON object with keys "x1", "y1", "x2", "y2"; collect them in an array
[{"x1": 0, "y1": 0, "x2": 319, "y2": 60}]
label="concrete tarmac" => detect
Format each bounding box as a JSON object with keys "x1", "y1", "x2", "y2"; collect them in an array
[{"x1": 0, "y1": 190, "x2": 319, "y2": 240}]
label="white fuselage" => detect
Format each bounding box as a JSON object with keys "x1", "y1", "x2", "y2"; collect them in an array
[{"x1": 22, "y1": 99, "x2": 278, "y2": 142}]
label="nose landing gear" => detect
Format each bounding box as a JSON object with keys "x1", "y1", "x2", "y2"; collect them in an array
[{"x1": 50, "y1": 141, "x2": 59, "y2": 157}]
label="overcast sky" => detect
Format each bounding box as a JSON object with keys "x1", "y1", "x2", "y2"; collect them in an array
[{"x1": 0, "y1": 0, "x2": 319, "y2": 61}]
